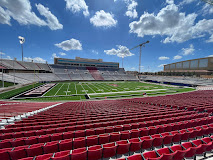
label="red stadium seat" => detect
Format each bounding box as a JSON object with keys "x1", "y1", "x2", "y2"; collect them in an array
[
  {"x1": 143, "y1": 150, "x2": 158, "y2": 160},
  {"x1": 73, "y1": 137, "x2": 86, "y2": 149},
  {"x1": 88, "y1": 145, "x2": 102, "y2": 160},
  {"x1": 71, "y1": 147, "x2": 87, "y2": 160},
  {"x1": 170, "y1": 145, "x2": 186, "y2": 160},
  {"x1": 59, "y1": 139, "x2": 73, "y2": 151},
  {"x1": 43, "y1": 141, "x2": 59, "y2": 154},
  {"x1": 99, "y1": 134, "x2": 110, "y2": 144},
  {"x1": 26, "y1": 144, "x2": 43, "y2": 157},
  {"x1": 127, "y1": 154, "x2": 143, "y2": 160},
  {"x1": 117, "y1": 140, "x2": 130, "y2": 155},
  {"x1": 86, "y1": 135, "x2": 98, "y2": 146},
  {"x1": 129, "y1": 138, "x2": 142, "y2": 152},
  {"x1": 157, "y1": 147, "x2": 174, "y2": 160},
  {"x1": 102, "y1": 142, "x2": 117, "y2": 158},
  {"x1": 52, "y1": 150, "x2": 70, "y2": 160}
]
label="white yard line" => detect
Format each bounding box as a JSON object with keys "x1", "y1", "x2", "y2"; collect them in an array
[
  {"x1": 80, "y1": 83, "x2": 88, "y2": 94},
  {"x1": 106, "y1": 83, "x2": 124, "y2": 91},
  {"x1": 90, "y1": 83, "x2": 104, "y2": 93},
  {"x1": 42, "y1": 83, "x2": 59, "y2": 97},
  {"x1": 74, "y1": 83, "x2": 78, "y2": 94},
  {"x1": 54, "y1": 83, "x2": 64, "y2": 96},
  {"x1": 66, "y1": 83, "x2": 70, "y2": 95},
  {"x1": 85, "y1": 83, "x2": 96, "y2": 93},
  {"x1": 95, "y1": 83, "x2": 111, "y2": 92},
  {"x1": 88, "y1": 88, "x2": 167, "y2": 96}
]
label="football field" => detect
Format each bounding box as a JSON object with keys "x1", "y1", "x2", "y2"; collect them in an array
[
  {"x1": 12, "y1": 81, "x2": 195, "y2": 101},
  {"x1": 43, "y1": 81, "x2": 172, "y2": 96}
]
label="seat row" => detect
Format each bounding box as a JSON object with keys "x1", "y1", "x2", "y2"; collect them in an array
[
  {"x1": 1, "y1": 111, "x2": 206, "y2": 136},
  {"x1": 0, "y1": 114, "x2": 211, "y2": 146},
  {"x1": 3, "y1": 130, "x2": 213, "y2": 160},
  {"x1": 1, "y1": 123, "x2": 212, "y2": 160},
  {"x1": 118, "y1": 136, "x2": 213, "y2": 160},
  {"x1": 8, "y1": 109, "x2": 181, "y2": 128},
  {"x1": 4, "y1": 111, "x2": 183, "y2": 132}
]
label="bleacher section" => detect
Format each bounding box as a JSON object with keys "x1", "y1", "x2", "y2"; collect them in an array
[
  {"x1": 0, "y1": 59, "x2": 51, "y2": 72},
  {"x1": 0, "y1": 73, "x2": 31, "y2": 84},
  {"x1": 50, "y1": 65, "x2": 137, "y2": 81},
  {"x1": 140, "y1": 75, "x2": 213, "y2": 86},
  {"x1": 0, "y1": 90, "x2": 213, "y2": 160},
  {"x1": 0, "y1": 59, "x2": 138, "y2": 84}
]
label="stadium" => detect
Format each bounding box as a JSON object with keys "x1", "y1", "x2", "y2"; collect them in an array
[{"x1": 0, "y1": 0, "x2": 213, "y2": 160}]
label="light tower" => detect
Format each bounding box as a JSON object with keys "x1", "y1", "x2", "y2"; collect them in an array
[{"x1": 18, "y1": 36, "x2": 25, "y2": 61}]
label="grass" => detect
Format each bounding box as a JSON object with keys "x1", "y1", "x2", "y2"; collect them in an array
[
  {"x1": 18, "y1": 95, "x2": 85, "y2": 102},
  {"x1": 0, "y1": 83, "x2": 43, "y2": 99},
  {"x1": 0, "y1": 81, "x2": 16, "y2": 88},
  {"x1": 43, "y1": 81, "x2": 173, "y2": 96},
  {"x1": 13, "y1": 81, "x2": 195, "y2": 101}
]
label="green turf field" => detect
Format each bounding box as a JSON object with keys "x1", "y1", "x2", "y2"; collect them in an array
[
  {"x1": 0, "y1": 83, "x2": 42, "y2": 99},
  {"x1": 0, "y1": 80, "x2": 16, "y2": 88},
  {"x1": 43, "y1": 81, "x2": 172, "y2": 96},
  {"x1": 1, "y1": 81, "x2": 195, "y2": 101}
]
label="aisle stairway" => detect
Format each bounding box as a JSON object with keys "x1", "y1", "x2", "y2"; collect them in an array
[{"x1": 86, "y1": 67, "x2": 104, "y2": 80}]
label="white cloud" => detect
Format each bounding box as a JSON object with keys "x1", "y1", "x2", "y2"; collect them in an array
[
  {"x1": 65, "y1": 0, "x2": 89, "y2": 17},
  {"x1": 125, "y1": 0, "x2": 138, "y2": 19},
  {"x1": 129, "y1": 3, "x2": 213, "y2": 43},
  {"x1": 159, "y1": 56, "x2": 170, "y2": 60},
  {"x1": 90, "y1": 10, "x2": 117, "y2": 28},
  {"x1": 91, "y1": 50, "x2": 99, "y2": 54},
  {"x1": 0, "y1": 0, "x2": 46, "y2": 26},
  {"x1": 0, "y1": 6, "x2": 11, "y2": 25},
  {"x1": 158, "y1": 64, "x2": 166, "y2": 67},
  {"x1": 208, "y1": 55, "x2": 213, "y2": 57},
  {"x1": 104, "y1": 45, "x2": 134, "y2": 58},
  {"x1": 36, "y1": 4, "x2": 63, "y2": 30},
  {"x1": 0, "y1": 52, "x2": 5, "y2": 55},
  {"x1": 51, "y1": 53, "x2": 59, "y2": 59},
  {"x1": 0, "y1": 0, "x2": 62, "y2": 30},
  {"x1": 202, "y1": 3, "x2": 213, "y2": 15},
  {"x1": 173, "y1": 55, "x2": 182, "y2": 60},
  {"x1": 55, "y1": 38, "x2": 82, "y2": 51},
  {"x1": 131, "y1": 67, "x2": 136, "y2": 70},
  {"x1": 24, "y1": 57, "x2": 46, "y2": 63},
  {"x1": 59, "y1": 52, "x2": 66, "y2": 56},
  {"x1": 179, "y1": 0, "x2": 196, "y2": 5},
  {"x1": 182, "y1": 44, "x2": 195, "y2": 55},
  {"x1": 6, "y1": 56, "x2": 12, "y2": 60},
  {"x1": 166, "y1": 0, "x2": 174, "y2": 4},
  {"x1": 207, "y1": 35, "x2": 213, "y2": 43}
]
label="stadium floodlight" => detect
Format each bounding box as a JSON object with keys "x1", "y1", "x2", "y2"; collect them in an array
[
  {"x1": 18, "y1": 36, "x2": 25, "y2": 61},
  {"x1": 130, "y1": 40, "x2": 150, "y2": 73},
  {"x1": 0, "y1": 51, "x2": 4, "y2": 87},
  {"x1": 202, "y1": 0, "x2": 213, "y2": 5}
]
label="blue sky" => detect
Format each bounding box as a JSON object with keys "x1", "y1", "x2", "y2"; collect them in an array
[{"x1": 0, "y1": 0, "x2": 213, "y2": 72}]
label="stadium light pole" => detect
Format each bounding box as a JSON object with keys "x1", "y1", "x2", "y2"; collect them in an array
[
  {"x1": 130, "y1": 40, "x2": 150, "y2": 73},
  {"x1": 18, "y1": 36, "x2": 25, "y2": 61},
  {"x1": 0, "y1": 51, "x2": 4, "y2": 88},
  {"x1": 13, "y1": 57, "x2": 15, "y2": 86}
]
